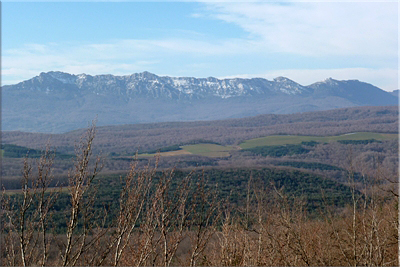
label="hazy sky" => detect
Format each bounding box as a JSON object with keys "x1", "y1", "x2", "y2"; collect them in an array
[{"x1": 3, "y1": 1, "x2": 398, "y2": 91}]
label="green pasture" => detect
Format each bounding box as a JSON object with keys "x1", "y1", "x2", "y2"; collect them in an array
[
  {"x1": 180, "y1": 144, "x2": 235, "y2": 157},
  {"x1": 137, "y1": 150, "x2": 192, "y2": 158},
  {"x1": 136, "y1": 144, "x2": 235, "y2": 158},
  {"x1": 239, "y1": 132, "x2": 398, "y2": 149},
  {"x1": 135, "y1": 132, "x2": 397, "y2": 158}
]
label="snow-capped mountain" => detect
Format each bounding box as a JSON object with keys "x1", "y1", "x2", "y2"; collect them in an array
[
  {"x1": 5, "y1": 71, "x2": 312, "y2": 100},
  {"x1": 2, "y1": 71, "x2": 398, "y2": 133}
]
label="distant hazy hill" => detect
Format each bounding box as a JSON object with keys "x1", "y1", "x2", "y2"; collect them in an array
[
  {"x1": 390, "y1": 90, "x2": 399, "y2": 97},
  {"x1": 2, "y1": 106, "x2": 398, "y2": 155},
  {"x1": 2, "y1": 71, "x2": 398, "y2": 133}
]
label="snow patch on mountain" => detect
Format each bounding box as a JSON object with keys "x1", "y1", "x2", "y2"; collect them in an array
[
  {"x1": 47, "y1": 71, "x2": 76, "y2": 84},
  {"x1": 7, "y1": 71, "x2": 394, "y2": 106}
]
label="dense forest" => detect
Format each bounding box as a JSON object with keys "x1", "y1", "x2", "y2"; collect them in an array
[
  {"x1": 242, "y1": 144, "x2": 310, "y2": 157},
  {"x1": 1, "y1": 144, "x2": 73, "y2": 159}
]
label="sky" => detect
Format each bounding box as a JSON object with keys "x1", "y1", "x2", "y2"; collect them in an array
[{"x1": 2, "y1": 1, "x2": 398, "y2": 91}]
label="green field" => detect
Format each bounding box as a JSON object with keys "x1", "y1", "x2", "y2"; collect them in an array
[
  {"x1": 239, "y1": 132, "x2": 398, "y2": 149},
  {"x1": 135, "y1": 132, "x2": 398, "y2": 158},
  {"x1": 137, "y1": 150, "x2": 192, "y2": 158},
  {"x1": 180, "y1": 144, "x2": 235, "y2": 157},
  {"x1": 136, "y1": 143, "x2": 236, "y2": 158}
]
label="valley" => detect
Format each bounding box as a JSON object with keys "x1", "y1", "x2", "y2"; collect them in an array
[
  {"x1": 2, "y1": 105, "x2": 398, "y2": 266},
  {"x1": 2, "y1": 106, "x2": 398, "y2": 189}
]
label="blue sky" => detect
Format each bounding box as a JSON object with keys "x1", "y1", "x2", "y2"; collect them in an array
[{"x1": 2, "y1": 1, "x2": 398, "y2": 91}]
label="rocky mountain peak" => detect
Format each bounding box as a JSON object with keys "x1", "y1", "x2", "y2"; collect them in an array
[
  {"x1": 322, "y1": 77, "x2": 349, "y2": 87},
  {"x1": 46, "y1": 71, "x2": 76, "y2": 84},
  {"x1": 137, "y1": 71, "x2": 158, "y2": 80},
  {"x1": 273, "y1": 76, "x2": 292, "y2": 82},
  {"x1": 271, "y1": 76, "x2": 308, "y2": 95}
]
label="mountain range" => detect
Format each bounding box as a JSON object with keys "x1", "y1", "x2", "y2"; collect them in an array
[{"x1": 2, "y1": 71, "x2": 398, "y2": 133}]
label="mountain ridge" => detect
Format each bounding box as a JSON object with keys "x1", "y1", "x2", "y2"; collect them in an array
[
  {"x1": 2, "y1": 71, "x2": 398, "y2": 133},
  {"x1": 2, "y1": 71, "x2": 342, "y2": 99}
]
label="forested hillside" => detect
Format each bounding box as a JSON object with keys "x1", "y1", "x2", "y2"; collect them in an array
[
  {"x1": 2, "y1": 106, "x2": 398, "y2": 155},
  {"x1": 2, "y1": 106, "x2": 398, "y2": 189}
]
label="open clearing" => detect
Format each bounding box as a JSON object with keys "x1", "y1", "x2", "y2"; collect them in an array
[
  {"x1": 138, "y1": 150, "x2": 192, "y2": 158},
  {"x1": 180, "y1": 144, "x2": 236, "y2": 157},
  {"x1": 138, "y1": 144, "x2": 235, "y2": 158},
  {"x1": 136, "y1": 132, "x2": 398, "y2": 158},
  {"x1": 239, "y1": 132, "x2": 398, "y2": 149}
]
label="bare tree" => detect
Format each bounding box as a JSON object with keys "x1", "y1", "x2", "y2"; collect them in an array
[
  {"x1": 1, "y1": 145, "x2": 58, "y2": 266},
  {"x1": 153, "y1": 168, "x2": 194, "y2": 267},
  {"x1": 188, "y1": 172, "x2": 221, "y2": 266},
  {"x1": 115, "y1": 162, "x2": 199, "y2": 267},
  {"x1": 58, "y1": 122, "x2": 105, "y2": 266},
  {"x1": 34, "y1": 146, "x2": 59, "y2": 266},
  {"x1": 92, "y1": 157, "x2": 156, "y2": 266}
]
